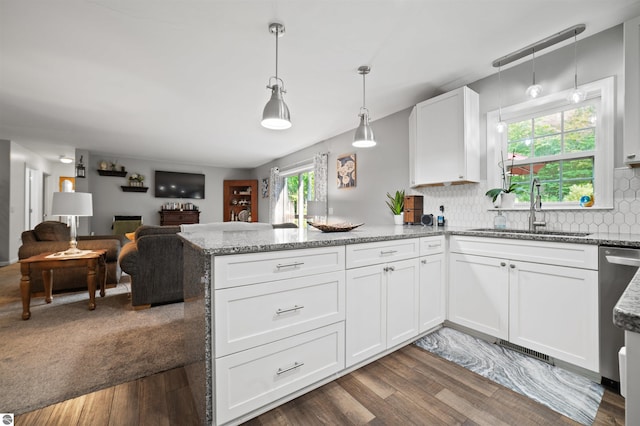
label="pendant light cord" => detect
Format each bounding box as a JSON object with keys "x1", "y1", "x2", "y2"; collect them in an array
[
  {"x1": 573, "y1": 31, "x2": 579, "y2": 89},
  {"x1": 531, "y1": 50, "x2": 536, "y2": 85},
  {"x1": 362, "y1": 72, "x2": 366, "y2": 111},
  {"x1": 498, "y1": 65, "x2": 503, "y2": 120},
  {"x1": 275, "y1": 27, "x2": 279, "y2": 82}
]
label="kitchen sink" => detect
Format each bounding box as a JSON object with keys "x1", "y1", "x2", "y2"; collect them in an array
[{"x1": 468, "y1": 228, "x2": 591, "y2": 237}]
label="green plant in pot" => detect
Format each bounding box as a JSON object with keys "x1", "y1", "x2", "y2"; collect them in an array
[
  {"x1": 386, "y1": 190, "x2": 405, "y2": 224},
  {"x1": 486, "y1": 152, "x2": 517, "y2": 206}
]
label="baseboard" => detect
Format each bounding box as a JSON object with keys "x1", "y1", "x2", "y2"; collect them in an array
[{"x1": 0, "y1": 258, "x2": 18, "y2": 267}]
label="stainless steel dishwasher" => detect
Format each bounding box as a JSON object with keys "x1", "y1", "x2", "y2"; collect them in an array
[{"x1": 599, "y1": 246, "x2": 640, "y2": 388}]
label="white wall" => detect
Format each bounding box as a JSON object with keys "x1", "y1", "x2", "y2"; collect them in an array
[
  {"x1": 254, "y1": 24, "x2": 629, "y2": 232},
  {"x1": 86, "y1": 152, "x2": 250, "y2": 235}
]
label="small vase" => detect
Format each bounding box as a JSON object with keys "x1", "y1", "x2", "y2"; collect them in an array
[
  {"x1": 393, "y1": 214, "x2": 404, "y2": 225},
  {"x1": 501, "y1": 192, "x2": 516, "y2": 209}
]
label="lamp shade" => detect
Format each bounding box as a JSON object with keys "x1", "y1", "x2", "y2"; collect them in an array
[
  {"x1": 262, "y1": 84, "x2": 291, "y2": 129},
  {"x1": 51, "y1": 192, "x2": 93, "y2": 217},
  {"x1": 353, "y1": 113, "x2": 376, "y2": 148}
]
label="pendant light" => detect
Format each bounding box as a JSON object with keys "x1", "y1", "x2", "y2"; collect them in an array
[
  {"x1": 496, "y1": 64, "x2": 507, "y2": 133},
  {"x1": 261, "y1": 22, "x2": 291, "y2": 130},
  {"x1": 567, "y1": 30, "x2": 586, "y2": 104},
  {"x1": 525, "y1": 49, "x2": 543, "y2": 99},
  {"x1": 353, "y1": 65, "x2": 376, "y2": 148}
]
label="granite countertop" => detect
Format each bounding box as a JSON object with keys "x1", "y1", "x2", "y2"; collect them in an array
[
  {"x1": 615, "y1": 274, "x2": 640, "y2": 333},
  {"x1": 178, "y1": 224, "x2": 640, "y2": 332}
]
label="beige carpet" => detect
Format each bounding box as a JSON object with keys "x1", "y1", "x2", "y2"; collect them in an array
[{"x1": 0, "y1": 263, "x2": 185, "y2": 415}]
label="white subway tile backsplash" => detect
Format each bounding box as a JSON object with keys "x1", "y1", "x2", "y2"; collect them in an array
[{"x1": 414, "y1": 167, "x2": 640, "y2": 233}]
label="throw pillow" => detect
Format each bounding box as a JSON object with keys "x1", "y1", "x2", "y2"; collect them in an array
[{"x1": 125, "y1": 232, "x2": 136, "y2": 241}]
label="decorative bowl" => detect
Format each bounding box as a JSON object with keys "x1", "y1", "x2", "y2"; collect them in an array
[{"x1": 307, "y1": 222, "x2": 364, "y2": 232}]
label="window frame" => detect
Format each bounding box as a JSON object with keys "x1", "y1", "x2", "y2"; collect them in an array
[{"x1": 486, "y1": 76, "x2": 614, "y2": 209}]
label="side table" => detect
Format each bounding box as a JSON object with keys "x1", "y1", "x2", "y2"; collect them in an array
[{"x1": 19, "y1": 249, "x2": 107, "y2": 320}]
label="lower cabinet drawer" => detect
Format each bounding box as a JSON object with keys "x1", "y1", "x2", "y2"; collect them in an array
[
  {"x1": 215, "y1": 322, "x2": 345, "y2": 425},
  {"x1": 215, "y1": 271, "x2": 345, "y2": 356}
]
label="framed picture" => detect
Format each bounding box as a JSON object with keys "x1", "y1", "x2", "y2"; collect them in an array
[
  {"x1": 261, "y1": 178, "x2": 269, "y2": 198},
  {"x1": 59, "y1": 176, "x2": 75, "y2": 192},
  {"x1": 337, "y1": 153, "x2": 356, "y2": 189}
]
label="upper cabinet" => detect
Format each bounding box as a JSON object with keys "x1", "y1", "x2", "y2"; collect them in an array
[
  {"x1": 624, "y1": 16, "x2": 640, "y2": 167},
  {"x1": 409, "y1": 86, "x2": 480, "y2": 187}
]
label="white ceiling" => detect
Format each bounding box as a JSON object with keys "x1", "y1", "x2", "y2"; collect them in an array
[{"x1": 2, "y1": 0, "x2": 640, "y2": 168}]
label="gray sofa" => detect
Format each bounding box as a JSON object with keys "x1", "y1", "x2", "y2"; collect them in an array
[
  {"x1": 19, "y1": 221, "x2": 122, "y2": 293},
  {"x1": 118, "y1": 225, "x2": 184, "y2": 307},
  {"x1": 119, "y1": 223, "x2": 298, "y2": 307}
]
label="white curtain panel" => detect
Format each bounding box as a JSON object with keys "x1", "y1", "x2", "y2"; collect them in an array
[
  {"x1": 313, "y1": 152, "x2": 328, "y2": 216},
  {"x1": 269, "y1": 166, "x2": 282, "y2": 223}
]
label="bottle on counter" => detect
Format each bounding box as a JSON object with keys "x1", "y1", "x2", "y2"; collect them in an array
[{"x1": 494, "y1": 211, "x2": 507, "y2": 229}]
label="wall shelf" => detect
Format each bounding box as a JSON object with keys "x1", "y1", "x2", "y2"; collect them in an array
[
  {"x1": 121, "y1": 186, "x2": 148, "y2": 193},
  {"x1": 98, "y1": 170, "x2": 127, "y2": 177}
]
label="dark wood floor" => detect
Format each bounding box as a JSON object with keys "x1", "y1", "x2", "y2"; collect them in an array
[{"x1": 16, "y1": 343, "x2": 624, "y2": 425}]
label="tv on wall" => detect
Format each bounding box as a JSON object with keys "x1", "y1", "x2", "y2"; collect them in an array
[{"x1": 154, "y1": 170, "x2": 205, "y2": 199}]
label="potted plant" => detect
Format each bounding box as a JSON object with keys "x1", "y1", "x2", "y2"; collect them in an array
[
  {"x1": 486, "y1": 152, "x2": 516, "y2": 207},
  {"x1": 128, "y1": 173, "x2": 145, "y2": 187},
  {"x1": 386, "y1": 190, "x2": 405, "y2": 225}
]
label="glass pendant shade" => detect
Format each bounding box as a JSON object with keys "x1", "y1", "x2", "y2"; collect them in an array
[
  {"x1": 261, "y1": 84, "x2": 291, "y2": 129},
  {"x1": 353, "y1": 112, "x2": 376, "y2": 147},
  {"x1": 568, "y1": 88, "x2": 587, "y2": 104},
  {"x1": 526, "y1": 83, "x2": 542, "y2": 99},
  {"x1": 496, "y1": 120, "x2": 507, "y2": 133},
  {"x1": 567, "y1": 31, "x2": 586, "y2": 104}
]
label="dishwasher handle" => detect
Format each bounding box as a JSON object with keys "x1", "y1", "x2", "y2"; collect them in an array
[{"x1": 606, "y1": 255, "x2": 640, "y2": 268}]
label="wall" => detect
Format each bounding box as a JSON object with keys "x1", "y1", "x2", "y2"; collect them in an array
[
  {"x1": 0, "y1": 140, "x2": 10, "y2": 264},
  {"x1": 86, "y1": 152, "x2": 250, "y2": 235},
  {"x1": 253, "y1": 108, "x2": 411, "y2": 226},
  {"x1": 254, "y1": 24, "x2": 634, "y2": 233},
  {"x1": 3, "y1": 141, "x2": 55, "y2": 264}
]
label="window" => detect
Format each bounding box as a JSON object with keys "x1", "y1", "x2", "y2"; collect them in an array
[
  {"x1": 487, "y1": 77, "x2": 614, "y2": 208},
  {"x1": 279, "y1": 165, "x2": 315, "y2": 226}
]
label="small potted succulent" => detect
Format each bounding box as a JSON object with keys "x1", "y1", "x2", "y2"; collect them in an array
[{"x1": 386, "y1": 190, "x2": 405, "y2": 225}]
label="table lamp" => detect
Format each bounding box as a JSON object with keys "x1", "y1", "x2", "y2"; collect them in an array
[{"x1": 51, "y1": 192, "x2": 93, "y2": 254}]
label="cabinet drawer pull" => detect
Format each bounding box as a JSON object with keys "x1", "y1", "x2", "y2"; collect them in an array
[
  {"x1": 275, "y1": 305, "x2": 304, "y2": 315},
  {"x1": 276, "y1": 361, "x2": 304, "y2": 375},
  {"x1": 383, "y1": 266, "x2": 396, "y2": 272},
  {"x1": 510, "y1": 264, "x2": 516, "y2": 269},
  {"x1": 380, "y1": 250, "x2": 398, "y2": 255},
  {"x1": 628, "y1": 153, "x2": 636, "y2": 159},
  {"x1": 427, "y1": 243, "x2": 441, "y2": 248},
  {"x1": 276, "y1": 261, "x2": 304, "y2": 270},
  {"x1": 500, "y1": 262, "x2": 506, "y2": 267},
  {"x1": 421, "y1": 259, "x2": 427, "y2": 264}
]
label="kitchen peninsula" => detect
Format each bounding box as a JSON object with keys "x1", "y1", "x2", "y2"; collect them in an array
[{"x1": 179, "y1": 224, "x2": 639, "y2": 425}]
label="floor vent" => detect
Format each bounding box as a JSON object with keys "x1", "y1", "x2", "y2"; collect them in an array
[{"x1": 497, "y1": 339, "x2": 553, "y2": 364}]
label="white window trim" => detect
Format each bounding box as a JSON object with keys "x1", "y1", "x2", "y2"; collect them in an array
[{"x1": 487, "y1": 76, "x2": 615, "y2": 209}]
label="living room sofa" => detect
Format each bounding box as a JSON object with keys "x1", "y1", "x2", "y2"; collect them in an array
[
  {"x1": 18, "y1": 221, "x2": 123, "y2": 293},
  {"x1": 118, "y1": 225, "x2": 184, "y2": 307}
]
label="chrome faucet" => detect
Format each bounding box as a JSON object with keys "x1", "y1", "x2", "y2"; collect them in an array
[{"x1": 529, "y1": 178, "x2": 546, "y2": 231}]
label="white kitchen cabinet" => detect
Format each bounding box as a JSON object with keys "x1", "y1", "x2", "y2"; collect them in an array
[
  {"x1": 345, "y1": 239, "x2": 420, "y2": 368},
  {"x1": 510, "y1": 261, "x2": 598, "y2": 372},
  {"x1": 409, "y1": 86, "x2": 479, "y2": 187},
  {"x1": 345, "y1": 258, "x2": 420, "y2": 367},
  {"x1": 449, "y1": 252, "x2": 509, "y2": 339},
  {"x1": 213, "y1": 247, "x2": 346, "y2": 425},
  {"x1": 624, "y1": 15, "x2": 640, "y2": 166},
  {"x1": 419, "y1": 236, "x2": 446, "y2": 332},
  {"x1": 448, "y1": 236, "x2": 599, "y2": 372}
]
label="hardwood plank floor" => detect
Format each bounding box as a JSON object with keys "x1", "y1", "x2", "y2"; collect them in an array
[{"x1": 15, "y1": 344, "x2": 625, "y2": 425}]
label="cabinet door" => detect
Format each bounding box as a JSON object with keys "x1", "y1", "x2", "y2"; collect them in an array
[
  {"x1": 509, "y1": 261, "x2": 599, "y2": 372},
  {"x1": 386, "y1": 258, "x2": 420, "y2": 348},
  {"x1": 412, "y1": 86, "x2": 479, "y2": 186},
  {"x1": 419, "y1": 253, "x2": 445, "y2": 332},
  {"x1": 624, "y1": 16, "x2": 640, "y2": 165},
  {"x1": 346, "y1": 265, "x2": 386, "y2": 367},
  {"x1": 448, "y1": 253, "x2": 509, "y2": 339}
]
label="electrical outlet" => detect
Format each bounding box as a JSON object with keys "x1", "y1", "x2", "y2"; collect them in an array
[{"x1": 328, "y1": 207, "x2": 334, "y2": 215}]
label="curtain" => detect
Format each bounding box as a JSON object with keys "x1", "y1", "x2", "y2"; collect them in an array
[
  {"x1": 269, "y1": 167, "x2": 282, "y2": 223},
  {"x1": 313, "y1": 153, "x2": 328, "y2": 217}
]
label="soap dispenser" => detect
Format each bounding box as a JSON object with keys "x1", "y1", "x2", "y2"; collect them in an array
[
  {"x1": 437, "y1": 205, "x2": 445, "y2": 226},
  {"x1": 494, "y1": 211, "x2": 507, "y2": 229}
]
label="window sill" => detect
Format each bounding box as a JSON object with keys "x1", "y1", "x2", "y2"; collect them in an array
[{"x1": 488, "y1": 205, "x2": 613, "y2": 212}]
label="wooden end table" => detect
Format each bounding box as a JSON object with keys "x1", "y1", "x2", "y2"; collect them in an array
[{"x1": 19, "y1": 249, "x2": 108, "y2": 320}]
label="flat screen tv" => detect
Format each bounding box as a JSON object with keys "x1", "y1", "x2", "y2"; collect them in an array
[{"x1": 155, "y1": 170, "x2": 205, "y2": 199}]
